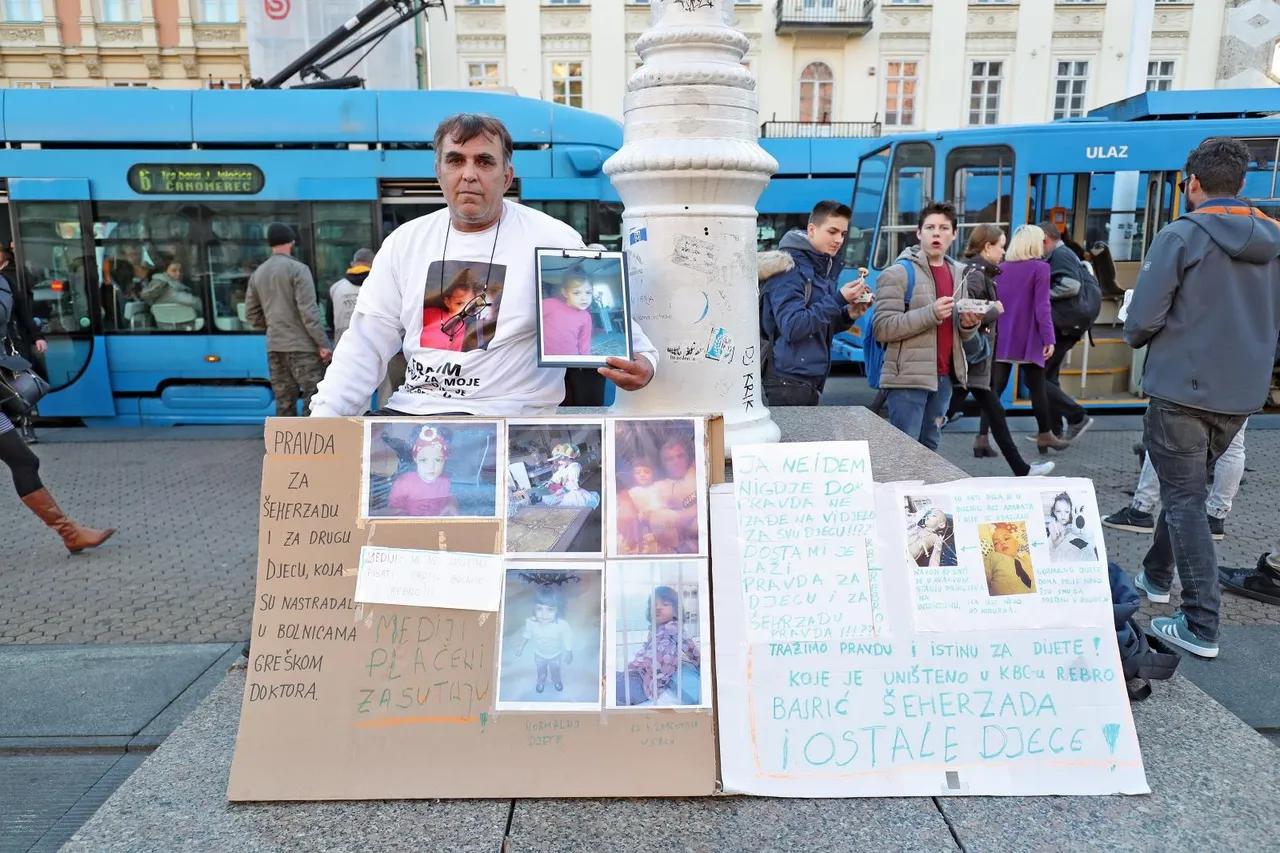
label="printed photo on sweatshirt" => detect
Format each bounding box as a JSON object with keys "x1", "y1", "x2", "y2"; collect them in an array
[
  {"x1": 420, "y1": 259, "x2": 508, "y2": 353},
  {"x1": 361, "y1": 419, "x2": 504, "y2": 520},
  {"x1": 534, "y1": 248, "x2": 634, "y2": 368},
  {"x1": 495, "y1": 563, "x2": 604, "y2": 712}
]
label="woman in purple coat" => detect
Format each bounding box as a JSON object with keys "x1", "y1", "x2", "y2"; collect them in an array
[{"x1": 993, "y1": 225, "x2": 1071, "y2": 454}]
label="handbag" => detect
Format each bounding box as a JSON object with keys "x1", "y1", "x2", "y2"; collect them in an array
[
  {"x1": 0, "y1": 344, "x2": 50, "y2": 419},
  {"x1": 962, "y1": 328, "x2": 993, "y2": 366}
]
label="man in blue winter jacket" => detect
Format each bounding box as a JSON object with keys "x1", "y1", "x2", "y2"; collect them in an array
[
  {"x1": 1124, "y1": 136, "x2": 1280, "y2": 659},
  {"x1": 758, "y1": 200, "x2": 870, "y2": 406}
]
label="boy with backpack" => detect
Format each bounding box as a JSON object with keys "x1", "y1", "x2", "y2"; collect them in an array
[
  {"x1": 757, "y1": 200, "x2": 870, "y2": 407},
  {"x1": 868, "y1": 202, "x2": 985, "y2": 451}
]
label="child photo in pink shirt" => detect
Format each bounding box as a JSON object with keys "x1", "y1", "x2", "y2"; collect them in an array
[
  {"x1": 362, "y1": 420, "x2": 501, "y2": 519},
  {"x1": 535, "y1": 250, "x2": 632, "y2": 367}
]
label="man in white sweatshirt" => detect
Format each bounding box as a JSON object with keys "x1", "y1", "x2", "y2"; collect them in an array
[{"x1": 309, "y1": 113, "x2": 658, "y2": 417}]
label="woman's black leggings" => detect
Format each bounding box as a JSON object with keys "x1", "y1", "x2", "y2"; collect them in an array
[
  {"x1": 990, "y1": 361, "x2": 1053, "y2": 435},
  {"x1": 0, "y1": 429, "x2": 42, "y2": 497},
  {"x1": 970, "y1": 387, "x2": 1031, "y2": 476}
]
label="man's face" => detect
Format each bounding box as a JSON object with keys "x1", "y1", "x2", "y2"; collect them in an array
[
  {"x1": 917, "y1": 214, "x2": 956, "y2": 259},
  {"x1": 437, "y1": 131, "x2": 514, "y2": 229},
  {"x1": 661, "y1": 443, "x2": 690, "y2": 478},
  {"x1": 807, "y1": 215, "x2": 850, "y2": 257}
]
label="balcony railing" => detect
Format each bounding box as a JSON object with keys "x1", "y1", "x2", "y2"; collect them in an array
[
  {"x1": 775, "y1": 0, "x2": 876, "y2": 35},
  {"x1": 761, "y1": 120, "x2": 882, "y2": 139}
]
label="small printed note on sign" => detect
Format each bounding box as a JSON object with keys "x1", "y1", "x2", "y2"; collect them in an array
[{"x1": 355, "y1": 546, "x2": 503, "y2": 612}]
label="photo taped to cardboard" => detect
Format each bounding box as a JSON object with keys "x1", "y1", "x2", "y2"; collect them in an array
[
  {"x1": 605, "y1": 559, "x2": 712, "y2": 710},
  {"x1": 362, "y1": 419, "x2": 504, "y2": 520},
  {"x1": 606, "y1": 418, "x2": 709, "y2": 558},
  {"x1": 495, "y1": 562, "x2": 604, "y2": 711},
  {"x1": 505, "y1": 420, "x2": 605, "y2": 557}
]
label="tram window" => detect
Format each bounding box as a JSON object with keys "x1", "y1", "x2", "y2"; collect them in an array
[
  {"x1": 946, "y1": 145, "x2": 1014, "y2": 256},
  {"x1": 382, "y1": 202, "x2": 443, "y2": 240},
  {"x1": 13, "y1": 201, "x2": 93, "y2": 336},
  {"x1": 873, "y1": 142, "x2": 934, "y2": 269},
  {"x1": 206, "y1": 204, "x2": 307, "y2": 333},
  {"x1": 757, "y1": 214, "x2": 810, "y2": 251},
  {"x1": 1082, "y1": 173, "x2": 1172, "y2": 262},
  {"x1": 312, "y1": 202, "x2": 376, "y2": 327},
  {"x1": 1239, "y1": 137, "x2": 1280, "y2": 218},
  {"x1": 524, "y1": 201, "x2": 591, "y2": 242},
  {"x1": 847, "y1": 145, "x2": 890, "y2": 271},
  {"x1": 94, "y1": 202, "x2": 211, "y2": 334},
  {"x1": 596, "y1": 202, "x2": 624, "y2": 250}
]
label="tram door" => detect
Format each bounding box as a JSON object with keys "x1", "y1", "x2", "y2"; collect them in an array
[
  {"x1": 1127, "y1": 171, "x2": 1180, "y2": 396},
  {"x1": 376, "y1": 178, "x2": 523, "y2": 244}
]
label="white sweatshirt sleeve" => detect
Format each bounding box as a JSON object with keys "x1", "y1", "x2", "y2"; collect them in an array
[{"x1": 310, "y1": 233, "x2": 406, "y2": 417}]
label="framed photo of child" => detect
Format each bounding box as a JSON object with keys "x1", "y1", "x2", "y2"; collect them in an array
[
  {"x1": 505, "y1": 420, "x2": 605, "y2": 558},
  {"x1": 361, "y1": 419, "x2": 504, "y2": 520},
  {"x1": 534, "y1": 247, "x2": 633, "y2": 368},
  {"x1": 495, "y1": 563, "x2": 604, "y2": 711},
  {"x1": 605, "y1": 559, "x2": 711, "y2": 710},
  {"x1": 606, "y1": 418, "x2": 709, "y2": 558}
]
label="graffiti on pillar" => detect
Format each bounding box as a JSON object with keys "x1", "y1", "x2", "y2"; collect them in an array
[
  {"x1": 674, "y1": 0, "x2": 715, "y2": 10},
  {"x1": 666, "y1": 341, "x2": 705, "y2": 362},
  {"x1": 742, "y1": 372, "x2": 755, "y2": 412},
  {"x1": 670, "y1": 235, "x2": 720, "y2": 276},
  {"x1": 705, "y1": 326, "x2": 736, "y2": 363},
  {"x1": 741, "y1": 345, "x2": 756, "y2": 367}
]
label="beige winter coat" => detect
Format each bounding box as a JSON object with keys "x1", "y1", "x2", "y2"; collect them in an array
[{"x1": 871, "y1": 246, "x2": 978, "y2": 392}]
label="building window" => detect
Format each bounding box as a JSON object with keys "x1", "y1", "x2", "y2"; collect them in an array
[
  {"x1": 101, "y1": 0, "x2": 142, "y2": 23},
  {"x1": 11, "y1": 80, "x2": 54, "y2": 88},
  {"x1": 206, "y1": 78, "x2": 245, "y2": 89},
  {"x1": 1146, "y1": 60, "x2": 1176, "y2": 92},
  {"x1": 2, "y1": 0, "x2": 41, "y2": 21},
  {"x1": 884, "y1": 60, "x2": 918, "y2": 128},
  {"x1": 550, "y1": 61, "x2": 585, "y2": 108},
  {"x1": 109, "y1": 80, "x2": 151, "y2": 88},
  {"x1": 199, "y1": 0, "x2": 239, "y2": 23},
  {"x1": 798, "y1": 61, "x2": 834, "y2": 123},
  {"x1": 968, "y1": 60, "x2": 1002, "y2": 126},
  {"x1": 467, "y1": 61, "x2": 502, "y2": 88},
  {"x1": 546, "y1": 0, "x2": 583, "y2": 4},
  {"x1": 1052, "y1": 60, "x2": 1089, "y2": 119},
  {"x1": 464, "y1": 0, "x2": 499, "y2": 4}
]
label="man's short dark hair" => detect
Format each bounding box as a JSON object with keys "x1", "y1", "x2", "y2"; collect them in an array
[
  {"x1": 1186, "y1": 137, "x2": 1251, "y2": 199},
  {"x1": 433, "y1": 113, "x2": 514, "y2": 166},
  {"x1": 810, "y1": 199, "x2": 852, "y2": 227},
  {"x1": 1038, "y1": 221, "x2": 1062, "y2": 241},
  {"x1": 918, "y1": 202, "x2": 957, "y2": 231}
]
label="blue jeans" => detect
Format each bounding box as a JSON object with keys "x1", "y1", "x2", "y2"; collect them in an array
[
  {"x1": 1141, "y1": 397, "x2": 1247, "y2": 642},
  {"x1": 886, "y1": 375, "x2": 953, "y2": 451}
]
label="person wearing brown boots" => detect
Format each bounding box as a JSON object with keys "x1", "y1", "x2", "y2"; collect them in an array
[{"x1": 1, "y1": 412, "x2": 114, "y2": 553}]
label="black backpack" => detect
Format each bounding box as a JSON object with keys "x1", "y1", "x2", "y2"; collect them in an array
[
  {"x1": 1110, "y1": 561, "x2": 1180, "y2": 700},
  {"x1": 759, "y1": 272, "x2": 812, "y2": 375},
  {"x1": 1052, "y1": 261, "x2": 1102, "y2": 336}
]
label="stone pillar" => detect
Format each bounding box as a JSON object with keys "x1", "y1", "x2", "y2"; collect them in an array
[{"x1": 604, "y1": 0, "x2": 780, "y2": 452}]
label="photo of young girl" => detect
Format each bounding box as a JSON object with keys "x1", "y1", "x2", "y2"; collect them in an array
[
  {"x1": 535, "y1": 249, "x2": 632, "y2": 368},
  {"x1": 420, "y1": 260, "x2": 508, "y2": 353},
  {"x1": 496, "y1": 564, "x2": 603, "y2": 711},
  {"x1": 608, "y1": 418, "x2": 708, "y2": 558},
  {"x1": 606, "y1": 560, "x2": 711, "y2": 709},
  {"x1": 1041, "y1": 490, "x2": 1100, "y2": 564},
  {"x1": 362, "y1": 420, "x2": 502, "y2": 519},
  {"x1": 506, "y1": 421, "x2": 604, "y2": 556},
  {"x1": 903, "y1": 495, "x2": 957, "y2": 567},
  {"x1": 979, "y1": 521, "x2": 1038, "y2": 597}
]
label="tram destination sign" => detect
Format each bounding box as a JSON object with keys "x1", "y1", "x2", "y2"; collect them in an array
[{"x1": 127, "y1": 164, "x2": 265, "y2": 195}]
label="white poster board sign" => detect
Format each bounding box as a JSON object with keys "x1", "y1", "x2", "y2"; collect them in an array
[
  {"x1": 713, "y1": 449, "x2": 1148, "y2": 798},
  {"x1": 355, "y1": 547, "x2": 503, "y2": 612}
]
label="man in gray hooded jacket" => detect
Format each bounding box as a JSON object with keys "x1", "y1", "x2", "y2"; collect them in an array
[{"x1": 1123, "y1": 136, "x2": 1280, "y2": 659}]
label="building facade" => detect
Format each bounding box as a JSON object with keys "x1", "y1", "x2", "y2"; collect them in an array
[
  {"x1": 0, "y1": 0, "x2": 248, "y2": 89},
  {"x1": 426, "y1": 0, "x2": 1250, "y2": 129}
]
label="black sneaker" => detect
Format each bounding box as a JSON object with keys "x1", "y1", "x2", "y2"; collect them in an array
[
  {"x1": 1065, "y1": 416, "x2": 1094, "y2": 441},
  {"x1": 1208, "y1": 515, "x2": 1225, "y2": 541},
  {"x1": 1219, "y1": 554, "x2": 1280, "y2": 605},
  {"x1": 1103, "y1": 506, "x2": 1155, "y2": 534}
]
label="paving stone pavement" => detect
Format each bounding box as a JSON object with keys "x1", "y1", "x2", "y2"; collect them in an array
[
  {"x1": 0, "y1": 438, "x2": 262, "y2": 644},
  {"x1": 935, "y1": 423, "x2": 1280, "y2": 628},
  {"x1": 2, "y1": 422, "x2": 1276, "y2": 644}
]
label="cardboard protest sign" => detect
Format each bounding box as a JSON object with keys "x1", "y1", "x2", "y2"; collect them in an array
[
  {"x1": 228, "y1": 417, "x2": 721, "y2": 801},
  {"x1": 713, "y1": 444, "x2": 1148, "y2": 798}
]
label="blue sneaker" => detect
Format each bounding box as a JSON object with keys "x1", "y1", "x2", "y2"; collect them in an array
[
  {"x1": 1149, "y1": 611, "x2": 1218, "y2": 659},
  {"x1": 1134, "y1": 571, "x2": 1171, "y2": 604}
]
